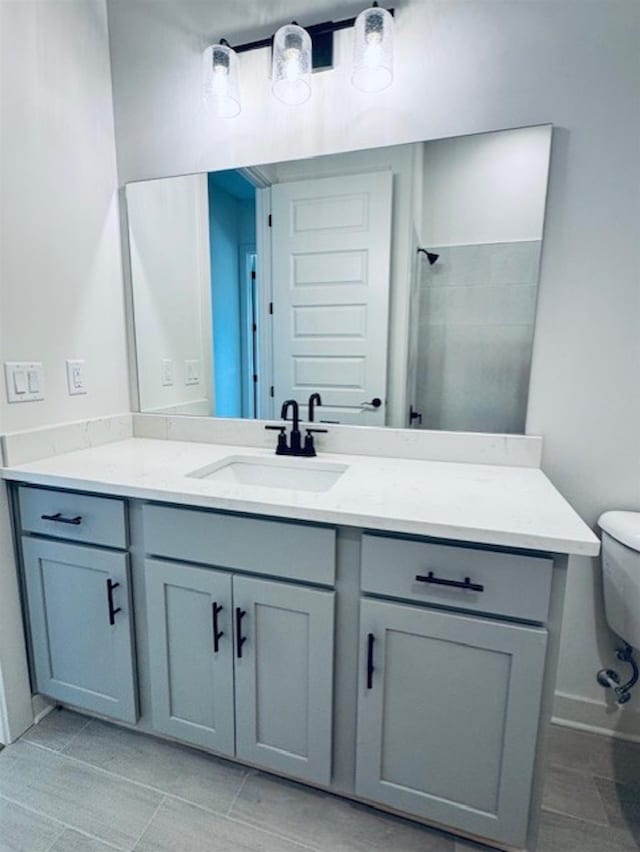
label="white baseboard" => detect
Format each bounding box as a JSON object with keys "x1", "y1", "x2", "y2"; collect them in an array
[
  {"x1": 32, "y1": 694, "x2": 55, "y2": 725},
  {"x1": 553, "y1": 690, "x2": 640, "y2": 742}
]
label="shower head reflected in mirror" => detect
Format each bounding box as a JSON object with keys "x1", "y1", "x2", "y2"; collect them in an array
[{"x1": 417, "y1": 248, "x2": 439, "y2": 265}]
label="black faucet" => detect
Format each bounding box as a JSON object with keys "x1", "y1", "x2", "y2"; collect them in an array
[
  {"x1": 308, "y1": 392, "x2": 322, "y2": 422},
  {"x1": 265, "y1": 398, "x2": 327, "y2": 457}
]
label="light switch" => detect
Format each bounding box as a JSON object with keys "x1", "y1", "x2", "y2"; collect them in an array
[
  {"x1": 13, "y1": 369, "x2": 27, "y2": 395},
  {"x1": 5, "y1": 362, "x2": 45, "y2": 403},
  {"x1": 27, "y1": 369, "x2": 40, "y2": 393},
  {"x1": 66, "y1": 359, "x2": 87, "y2": 395},
  {"x1": 185, "y1": 359, "x2": 200, "y2": 386}
]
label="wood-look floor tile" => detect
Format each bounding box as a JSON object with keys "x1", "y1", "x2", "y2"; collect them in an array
[
  {"x1": 538, "y1": 809, "x2": 638, "y2": 852},
  {"x1": 231, "y1": 772, "x2": 455, "y2": 852},
  {"x1": 49, "y1": 829, "x2": 122, "y2": 852},
  {"x1": 0, "y1": 742, "x2": 161, "y2": 850},
  {"x1": 594, "y1": 777, "x2": 640, "y2": 847},
  {"x1": 545, "y1": 724, "x2": 600, "y2": 775},
  {"x1": 590, "y1": 738, "x2": 640, "y2": 789},
  {"x1": 542, "y1": 765, "x2": 609, "y2": 825},
  {"x1": 64, "y1": 720, "x2": 247, "y2": 813},
  {"x1": 133, "y1": 797, "x2": 309, "y2": 852},
  {"x1": 0, "y1": 795, "x2": 62, "y2": 852},
  {"x1": 21, "y1": 708, "x2": 90, "y2": 753}
]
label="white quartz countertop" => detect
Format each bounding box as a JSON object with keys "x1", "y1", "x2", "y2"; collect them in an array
[{"x1": 1, "y1": 437, "x2": 600, "y2": 556}]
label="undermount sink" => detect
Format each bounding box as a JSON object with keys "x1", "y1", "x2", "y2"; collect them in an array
[{"x1": 187, "y1": 455, "x2": 348, "y2": 493}]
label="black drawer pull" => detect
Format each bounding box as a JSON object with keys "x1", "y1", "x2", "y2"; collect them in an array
[
  {"x1": 41, "y1": 512, "x2": 82, "y2": 526},
  {"x1": 212, "y1": 602, "x2": 224, "y2": 653},
  {"x1": 106, "y1": 579, "x2": 122, "y2": 625},
  {"x1": 415, "y1": 571, "x2": 484, "y2": 593},
  {"x1": 366, "y1": 633, "x2": 375, "y2": 689},
  {"x1": 235, "y1": 607, "x2": 247, "y2": 658}
]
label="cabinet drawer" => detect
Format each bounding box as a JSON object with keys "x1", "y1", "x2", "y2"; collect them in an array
[
  {"x1": 143, "y1": 504, "x2": 336, "y2": 586},
  {"x1": 361, "y1": 534, "x2": 552, "y2": 623},
  {"x1": 19, "y1": 486, "x2": 127, "y2": 549}
]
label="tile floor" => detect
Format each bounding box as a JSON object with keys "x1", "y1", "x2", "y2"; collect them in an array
[{"x1": 0, "y1": 710, "x2": 637, "y2": 852}]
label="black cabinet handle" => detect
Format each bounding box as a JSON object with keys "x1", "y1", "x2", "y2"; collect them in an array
[
  {"x1": 415, "y1": 571, "x2": 484, "y2": 593},
  {"x1": 41, "y1": 512, "x2": 82, "y2": 526},
  {"x1": 212, "y1": 602, "x2": 224, "y2": 653},
  {"x1": 106, "y1": 579, "x2": 122, "y2": 625},
  {"x1": 366, "y1": 633, "x2": 375, "y2": 689},
  {"x1": 235, "y1": 607, "x2": 247, "y2": 658}
]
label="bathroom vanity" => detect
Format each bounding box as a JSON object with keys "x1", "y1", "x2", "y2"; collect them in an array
[{"x1": 2, "y1": 428, "x2": 599, "y2": 852}]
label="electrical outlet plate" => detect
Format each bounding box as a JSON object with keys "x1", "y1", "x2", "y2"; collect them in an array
[
  {"x1": 161, "y1": 358, "x2": 174, "y2": 387},
  {"x1": 4, "y1": 362, "x2": 45, "y2": 403},
  {"x1": 66, "y1": 359, "x2": 87, "y2": 395}
]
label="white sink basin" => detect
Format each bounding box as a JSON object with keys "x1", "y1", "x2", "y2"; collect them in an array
[{"x1": 188, "y1": 455, "x2": 348, "y2": 493}]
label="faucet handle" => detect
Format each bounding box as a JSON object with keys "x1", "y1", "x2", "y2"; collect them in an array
[
  {"x1": 303, "y1": 427, "x2": 328, "y2": 457},
  {"x1": 265, "y1": 423, "x2": 288, "y2": 454}
]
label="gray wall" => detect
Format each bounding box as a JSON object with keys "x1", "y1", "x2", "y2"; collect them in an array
[
  {"x1": 0, "y1": 0, "x2": 128, "y2": 742},
  {"x1": 105, "y1": 0, "x2": 640, "y2": 733},
  {"x1": 0, "y1": 0, "x2": 129, "y2": 434}
]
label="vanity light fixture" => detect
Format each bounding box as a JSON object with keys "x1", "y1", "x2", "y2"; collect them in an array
[
  {"x1": 202, "y1": 40, "x2": 241, "y2": 117},
  {"x1": 352, "y1": 3, "x2": 394, "y2": 93},
  {"x1": 204, "y1": 4, "x2": 394, "y2": 116}
]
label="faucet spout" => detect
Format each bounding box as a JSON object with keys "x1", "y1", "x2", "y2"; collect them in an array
[
  {"x1": 280, "y1": 399, "x2": 300, "y2": 433},
  {"x1": 308, "y1": 393, "x2": 322, "y2": 422}
]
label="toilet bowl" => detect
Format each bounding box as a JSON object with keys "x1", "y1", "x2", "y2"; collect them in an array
[
  {"x1": 597, "y1": 511, "x2": 640, "y2": 703},
  {"x1": 599, "y1": 511, "x2": 640, "y2": 648}
]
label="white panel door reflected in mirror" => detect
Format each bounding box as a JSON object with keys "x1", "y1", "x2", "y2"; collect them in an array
[{"x1": 126, "y1": 124, "x2": 552, "y2": 434}]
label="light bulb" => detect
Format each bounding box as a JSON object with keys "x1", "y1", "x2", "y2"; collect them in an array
[
  {"x1": 352, "y1": 6, "x2": 394, "y2": 93},
  {"x1": 202, "y1": 43, "x2": 241, "y2": 118},
  {"x1": 272, "y1": 24, "x2": 312, "y2": 105}
]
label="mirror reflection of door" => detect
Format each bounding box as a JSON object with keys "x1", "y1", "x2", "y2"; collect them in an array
[
  {"x1": 208, "y1": 168, "x2": 392, "y2": 426},
  {"x1": 271, "y1": 172, "x2": 392, "y2": 425}
]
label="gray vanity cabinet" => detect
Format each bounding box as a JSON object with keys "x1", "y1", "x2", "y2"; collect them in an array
[
  {"x1": 145, "y1": 560, "x2": 235, "y2": 755},
  {"x1": 22, "y1": 537, "x2": 137, "y2": 724},
  {"x1": 144, "y1": 557, "x2": 335, "y2": 785},
  {"x1": 233, "y1": 574, "x2": 335, "y2": 785},
  {"x1": 355, "y1": 597, "x2": 548, "y2": 848}
]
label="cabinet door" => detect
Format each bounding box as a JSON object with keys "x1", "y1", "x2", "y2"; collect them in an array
[
  {"x1": 145, "y1": 560, "x2": 234, "y2": 755},
  {"x1": 22, "y1": 537, "x2": 137, "y2": 723},
  {"x1": 234, "y1": 575, "x2": 335, "y2": 785},
  {"x1": 356, "y1": 598, "x2": 547, "y2": 848}
]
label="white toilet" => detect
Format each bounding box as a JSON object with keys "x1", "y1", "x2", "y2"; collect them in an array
[{"x1": 597, "y1": 511, "x2": 640, "y2": 703}]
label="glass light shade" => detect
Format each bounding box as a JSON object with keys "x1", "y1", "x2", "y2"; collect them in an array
[
  {"x1": 272, "y1": 24, "x2": 312, "y2": 105},
  {"x1": 351, "y1": 6, "x2": 394, "y2": 93},
  {"x1": 202, "y1": 43, "x2": 241, "y2": 117}
]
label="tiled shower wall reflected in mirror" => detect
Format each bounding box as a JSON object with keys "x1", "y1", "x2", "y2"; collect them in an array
[{"x1": 416, "y1": 240, "x2": 542, "y2": 434}]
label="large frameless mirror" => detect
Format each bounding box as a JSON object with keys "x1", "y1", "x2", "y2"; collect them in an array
[{"x1": 126, "y1": 124, "x2": 551, "y2": 433}]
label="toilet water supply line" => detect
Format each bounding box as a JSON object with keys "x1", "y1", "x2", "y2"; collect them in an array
[{"x1": 597, "y1": 643, "x2": 639, "y2": 705}]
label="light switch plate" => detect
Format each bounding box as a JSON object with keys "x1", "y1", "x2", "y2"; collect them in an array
[
  {"x1": 66, "y1": 359, "x2": 87, "y2": 395},
  {"x1": 185, "y1": 359, "x2": 200, "y2": 386},
  {"x1": 5, "y1": 362, "x2": 45, "y2": 403}
]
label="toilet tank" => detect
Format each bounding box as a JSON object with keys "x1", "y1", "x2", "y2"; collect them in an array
[{"x1": 599, "y1": 511, "x2": 640, "y2": 649}]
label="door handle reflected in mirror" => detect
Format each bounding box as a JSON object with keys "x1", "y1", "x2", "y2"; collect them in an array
[{"x1": 361, "y1": 398, "x2": 382, "y2": 410}]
